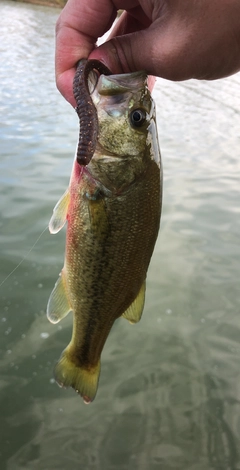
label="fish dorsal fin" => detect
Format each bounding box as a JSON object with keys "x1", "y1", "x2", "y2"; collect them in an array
[
  {"x1": 122, "y1": 280, "x2": 146, "y2": 324},
  {"x1": 49, "y1": 189, "x2": 70, "y2": 234},
  {"x1": 47, "y1": 270, "x2": 72, "y2": 324}
]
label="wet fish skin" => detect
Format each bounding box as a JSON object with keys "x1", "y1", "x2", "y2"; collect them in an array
[{"x1": 47, "y1": 68, "x2": 162, "y2": 404}]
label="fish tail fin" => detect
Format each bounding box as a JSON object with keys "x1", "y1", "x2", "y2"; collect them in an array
[{"x1": 54, "y1": 348, "x2": 100, "y2": 404}]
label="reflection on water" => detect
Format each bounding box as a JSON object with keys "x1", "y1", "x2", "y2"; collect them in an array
[{"x1": 1, "y1": 1, "x2": 240, "y2": 469}]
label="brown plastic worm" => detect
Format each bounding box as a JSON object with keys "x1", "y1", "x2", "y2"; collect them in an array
[{"x1": 73, "y1": 59, "x2": 112, "y2": 166}]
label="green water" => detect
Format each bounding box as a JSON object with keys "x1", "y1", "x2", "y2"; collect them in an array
[{"x1": 1, "y1": 1, "x2": 240, "y2": 469}]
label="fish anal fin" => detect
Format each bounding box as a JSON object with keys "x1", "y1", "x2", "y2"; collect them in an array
[
  {"x1": 47, "y1": 270, "x2": 72, "y2": 324},
  {"x1": 122, "y1": 280, "x2": 146, "y2": 324},
  {"x1": 49, "y1": 188, "x2": 70, "y2": 234},
  {"x1": 54, "y1": 348, "x2": 101, "y2": 404}
]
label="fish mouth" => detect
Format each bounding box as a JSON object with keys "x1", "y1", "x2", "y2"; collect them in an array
[{"x1": 96, "y1": 71, "x2": 148, "y2": 96}]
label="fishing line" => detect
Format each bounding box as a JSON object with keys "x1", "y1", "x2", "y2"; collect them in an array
[{"x1": 0, "y1": 225, "x2": 49, "y2": 288}]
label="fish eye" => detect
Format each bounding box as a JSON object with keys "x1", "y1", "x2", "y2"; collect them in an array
[{"x1": 130, "y1": 109, "x2": 146, "y2": 128}]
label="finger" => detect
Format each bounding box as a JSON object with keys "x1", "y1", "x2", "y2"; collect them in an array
[
  {"x1": 88, "y1": 26, "x2": 162, "y2": 76},
  {"x1": 108, "y1": 11, "x2": 156, "y2": 91},
  {"x1": 55, "y1": 0, "x2": 140, "y2": 105},
  {"x1": 55, "y1": 0, "x2": 117, "y2": 105}
]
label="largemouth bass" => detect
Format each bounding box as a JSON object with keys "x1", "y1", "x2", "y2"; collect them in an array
[{"x1": 47, "y1": 60, "x2": 162, "y2": 404}]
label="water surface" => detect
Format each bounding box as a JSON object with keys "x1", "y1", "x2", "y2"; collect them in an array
[{"x1": 1, "y1": 1, "x2": 240, "y2": 469}]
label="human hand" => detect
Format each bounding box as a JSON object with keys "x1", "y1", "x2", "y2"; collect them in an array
[{"x1": 55, "y1": 0, "x2": 240, "y2": 106}]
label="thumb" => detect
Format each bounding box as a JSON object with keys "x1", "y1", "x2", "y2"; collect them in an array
[
  {"x1": 89, "y1": 10, "x2": 179, "y2": 79},
  {"x1": 88, "y1": 10, "x2": 157, "y2": 74},
  {"x1": 89, "y1": 28, "x2": 160, "y2": 76},
  {"x1": 90, "y1": 6, "x2": 240, "y2": 82},
  {"x1": 89, "y1": 21, "x2": 188, "y2": 82}
]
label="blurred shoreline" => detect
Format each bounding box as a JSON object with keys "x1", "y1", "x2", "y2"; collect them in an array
[
  {"x1": 11, "y1": 0, "x2": 123, "y2": 10},
  {"x1": 11, "y1": 0, "x2": 66, "y2": 7}
]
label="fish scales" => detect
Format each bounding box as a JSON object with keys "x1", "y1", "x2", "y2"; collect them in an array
[
  {"x1": 66, "y1": 166, "x2": 159, "y2": 361},
  {"x1": 47, "y1": 60, "x2": 162, "y2": 403}
]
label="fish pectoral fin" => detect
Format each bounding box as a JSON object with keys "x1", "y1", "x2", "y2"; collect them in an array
[
  {"x1": 122, "y1": 280, "x2": 146, "y2": 324},
  {"x1": 49, "y1": 188, "x2": 70, "y2": 234},
  {"x1": 54, "y1": 348, "x2": 101, "y2": 404},
  {"x1": 47, "y1": 270, "x2": 72, "y2": 324}
]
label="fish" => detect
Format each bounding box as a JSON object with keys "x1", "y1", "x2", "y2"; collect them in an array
[{"x1": 47, "y1": 59, "x2": 162, "y2": 404}]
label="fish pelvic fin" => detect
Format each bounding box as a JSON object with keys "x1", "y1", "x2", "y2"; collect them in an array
[
  {"x1": 122, "y1": 280, "x2": 146, "y2": 324},
  {"x1": 47, "y1": 270, "x2": 72, "y2": 324},
  {"x1": 54, "y1": 348, "x2": 101, "y2": 404},
  {"x1": 49, "y1": 188, "x2": 70, "y2": 234}
]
